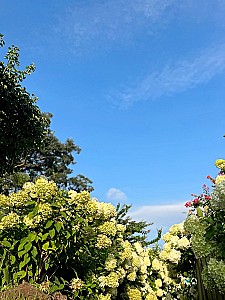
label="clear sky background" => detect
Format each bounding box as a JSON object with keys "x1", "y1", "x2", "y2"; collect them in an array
[{"x1": 1, "y1": 0, "x2": 225, "y2": 238}]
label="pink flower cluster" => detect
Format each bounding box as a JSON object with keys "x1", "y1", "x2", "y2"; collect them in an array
[{"x1": 184, "y1": 179, "x2": 212, "y2": 208}]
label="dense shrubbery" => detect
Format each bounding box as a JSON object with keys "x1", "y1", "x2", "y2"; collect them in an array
[
  {"x1": 0, "y1": 177, "x2": 201, "y2": 299},
  {"x1": 0, "y1": 178, "x2": 161, "y2": 299}
]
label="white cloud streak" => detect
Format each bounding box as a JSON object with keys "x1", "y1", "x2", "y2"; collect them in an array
[
  {"x1": 57, "y1": 0, "x2": 176, "y2": 53},
  {"x1": 111, "y1": 43, "x2": 225, "y2": 107},
  {"x1": 129, "y1": 203, "x2": 187, "y2": 236},
  {"x1": 106, "y1": 187, "x2": 128, "y2": 201}
]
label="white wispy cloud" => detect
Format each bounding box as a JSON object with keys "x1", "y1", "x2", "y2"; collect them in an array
[
  {"x1": 106, "y1": 187, "x2": 128, "y2": 201},
  {"x1": 56, "y1": 0, "x2": 176, "y2": 53},
  {"x1": 129, "y1": 202, "x2": 187, "y2": 237},
  {"x1": 111, "y1": 43, "x2": 225, "y2": 107}
]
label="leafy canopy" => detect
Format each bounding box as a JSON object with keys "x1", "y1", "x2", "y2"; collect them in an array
[
  {"x1": 0, "y1": 34, "x2": 48, "y2": 176},
  {"x1": 0, "y1": 35, "x2": 93, "y2": 194}
]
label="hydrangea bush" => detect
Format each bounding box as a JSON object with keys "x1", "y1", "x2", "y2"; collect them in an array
[
  {"x1": 184, "y1": 158, "x2": 225, "y2": 295},
  {"x1": 149, "y1": 222, "x2": 197, "y2": 300},
  {"x1": 0, "y1": 178, "x2": 159, "y2": 299}
]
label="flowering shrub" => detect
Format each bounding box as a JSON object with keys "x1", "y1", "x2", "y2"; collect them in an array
[
  {"x1": 148, "y1": 222, "x2": 197, "y2": 300},
  {"x1": 184, "y1": 158, "x2": 225, "y2": 295},
  {"x1": 0, "y1": 177, "x2": 159, "y2": 299}
]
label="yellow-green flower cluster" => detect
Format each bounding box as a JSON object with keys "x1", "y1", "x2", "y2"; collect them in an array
[
  {"x1": 26, "y1": 177, "x2": 58, "y2": 200},
  {"x1": 215, "y1": 159, "x2": 225, "y2": 170},
  {"x1": 97, "y1": 240, "x2": 155, "y2": 299},
  {"x1": 68, "y1": 190, "x2": 90, "y2": 209},
  {"x1": 99, "y1": 272, "x2": 119, "y2": 288},
  {"x1": 0, "y1": 178, "x2": 58, "y2": 214},
  {"x1": 105, "y1": 255, "x2": 117, "y2": 271},
  {"x1": 184, "y1": 216, "x2": 214, "y2": 258},
  {"x1": 85, "y1": 198, "x2": 117, "y2": 220},
  {"x1": 147, "y1": 223, "x2": 197, "y2": 299},
  {"x1": 70, "y1": 278, "x2": 84, "y2": 292},
  {"x1": 38, "y1": 203, "x2": 52, "y2": 218},
  {"x1": 98, "y1": 294, "x2": 111, "y2": 300},
  {"x1": 202, "y1": 258, "x2": 225, "y2": 293},
  {"x1": 126, "y1": 287, "x2": 142, "y2": 300},
  {"x1": 160, "y1": 222, "x2": 189, "y2": 264},
  {"x1": 98, "y1": 221, "x2": 117, "y2": 236},
  {"x1": 211, "y1": 179, "x2": 225, "y2": 210},
  {"x1": 215, "y1": 175, "x2": 225, "y2": 185},
  {"x1": 23, "y1": 215, "x2": 41, "y2": 228},
  {"x1": 0, "y1": 212, "x2": 20, "y2": 230},
  {"x1": 8, "y1": 190, "x2": 30, "y2": 208},
  {"x1": 96, "y1": 202, "x2": 117, "y2": 220},
  {"x1": 96, "y1": 234, "x2": 112, "y2": 249}
]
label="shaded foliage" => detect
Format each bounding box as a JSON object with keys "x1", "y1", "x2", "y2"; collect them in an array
[{"x1": 0, "y1": 113, "x2": 93, "y2": 194}]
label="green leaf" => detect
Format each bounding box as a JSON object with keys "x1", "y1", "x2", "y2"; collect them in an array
[
  {"x1": 18, "y1": 237, "x2": 29, "y2": 251},
  {"x1": 10, "y1": 255, "x2": 16, "y2": 264},
  {"x1": 28, "y1": 232, "x2": 36, "y2": 242},
  {"x1": 55, "y1": 222, "x2": 62, "y2": 233},
  {"x1": 1, "y1": 240, "x2": 11, "y2": 248},
  {"x1": 19, "y1": 257, "x2": 30, "y2": 269},
  {"x1": 50, "y1": 241, "x2": 57, "y2": 250},
  {"x1": 197, "y1": 207, "x2": 203, "y2": 217},
  {"x1": 60, "y1": 211, "x2": 67, "y2": 218},
  {"x1": 28, "y1": 206, "x2": 38, "y2": 218},
  {"x1": 66, "y1": 231, "x2": 71, "y2": 239},
  {"x1": 24, "y1": 242, "x2": 32, "y2": 253},
  {"x1": 15, "y1": 270, "x2": 26, "y2": 279},
  {"x1": 18, "y1": 250, "x2": 26, "y2": 258},
  {"x1": 58, "y1": 283, "x2": 64, "y2": 290},
  {"x1": 49, "y1": 228, "x2": 55, "y2": 239},
  {"x1": 45, "y1": 262, "x2": 49, "y2": 270},
  {"x1": 51, "y1": 285, "x2": 60, "y2": 293},
  {"x1": 3, "y1": 267, "x2": 9, "y2": 284},
  {"x1": 42, "y1": 241, "x2": 49, "y2": 251},
  {"x1": 31, "y1": 246, "x2": 38, "y2": 257},
  {"x1": 45, "y1": 220, "x2": 53, "y2": 229},
  {"x1": 42, "y1": 232, "x2": 49, "y2": 241}
]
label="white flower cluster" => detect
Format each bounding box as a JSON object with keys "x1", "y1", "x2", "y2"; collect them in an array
[
  {"x1": 160, "y1": 222, "x2": 190, "y2": 264},
  {"x1": 97, "y1": 240, "x2": 157, "y2": 299},
  {"x1": 211, "y1": 179, "x2": 225, "y2": 210}
]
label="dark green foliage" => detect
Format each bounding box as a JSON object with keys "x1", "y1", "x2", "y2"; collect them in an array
[
  {"x1": 0, "y1": 34, "x2": 48, "y2": 177},
  {"x1": 0, "y1": 35, "x2": 93, "y2": 194},
  {"x1": 0, "y1": 113, "x2": 93, "y2": 194},
  {"x1": 115, "y1": 203, "x2": 161, "y2": 247}
]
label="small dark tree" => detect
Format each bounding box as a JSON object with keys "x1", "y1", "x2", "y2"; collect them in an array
[{"x1": 116, "y1": 203, "x2": 162, "y2": 247}]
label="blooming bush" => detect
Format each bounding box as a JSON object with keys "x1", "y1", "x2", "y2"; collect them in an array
[
  {"x1": 0, "y1": 177, "x2": 159, "y2": 299},
  {"x1": 184, "y1": 158, "x2": 225, "y2": 295},
  {"x1": 148, "y1": 222, "x2": 197, "y2": 300}
]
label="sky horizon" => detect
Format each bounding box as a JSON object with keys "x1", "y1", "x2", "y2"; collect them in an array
[{"x1": 1, "y1": 0, "x2": 225, "y2": 236}]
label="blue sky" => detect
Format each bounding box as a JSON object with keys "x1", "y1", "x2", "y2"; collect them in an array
[{"x1": 1, "y1": 0, "x2": 225, "y2": 236}]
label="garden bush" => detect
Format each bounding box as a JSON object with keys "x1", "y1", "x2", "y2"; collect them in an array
[
  {"x1": 184, "y1": 159, "x2": 225, "y2": 298},
  {"x1": 0, "y1": 178, "x2": 159, "y2": 299}
]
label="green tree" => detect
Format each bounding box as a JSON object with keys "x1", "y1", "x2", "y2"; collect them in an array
[
  {"x1": 0, "y1": 113, "x2": 93, "y2": 195},
  {"x1": 0, "y1": 35, "x2": 93, "y2": 194},
  {"x1": 0, "y1": 34, "x2": 48, "y2": 176},
  {"x1": 116, "y1": 203, "x2": 162, "y2": 247}
]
